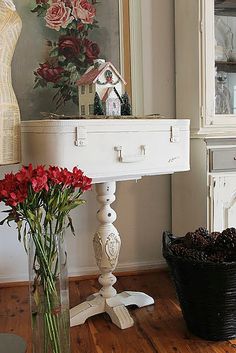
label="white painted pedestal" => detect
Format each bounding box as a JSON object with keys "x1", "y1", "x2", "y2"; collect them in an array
[{"x1": 70, "y1": 181, "x2": 154, "y2": 329}]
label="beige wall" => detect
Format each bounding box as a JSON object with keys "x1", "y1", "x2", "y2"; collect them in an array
[{"x1": 0, "y1": 0, "x2": 175, "y2": 282}]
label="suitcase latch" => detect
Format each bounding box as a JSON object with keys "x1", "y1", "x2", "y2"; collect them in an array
[
  {"x1": 75, "y1": 126, "x2": 87, "y2": 147},
  {"x1": 170, "y1": 126, "x2": 180, "y2": 143}
]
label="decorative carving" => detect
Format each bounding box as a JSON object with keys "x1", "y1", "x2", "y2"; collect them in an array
[
  {"x1": 93, "y1": 232, "x2": 103, "y2": 267},
  {"x1": 105, "y1": 233, "x2": 121, "y2": 267}
]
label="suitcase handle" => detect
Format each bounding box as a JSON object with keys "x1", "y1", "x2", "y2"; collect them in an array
[{"x1": 114, "y1": 145, "x2": 146, "y2": 163}]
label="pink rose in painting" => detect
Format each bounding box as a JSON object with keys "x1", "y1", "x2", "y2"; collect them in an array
[
  {"x1": 44, "y1": 2, "x2": 73, "y2": 31},
  {"x1": 71, "y1": 0, "x2": 96, "y2": 24}
]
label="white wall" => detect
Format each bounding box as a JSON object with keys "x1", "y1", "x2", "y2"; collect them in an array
[{"x1": 0, "y1": 0, "x2": 175, "y2": 282}]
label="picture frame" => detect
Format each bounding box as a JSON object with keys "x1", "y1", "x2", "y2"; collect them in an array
[{"x1": 12, "y1": 0, "x2": 143, "y2": 118}]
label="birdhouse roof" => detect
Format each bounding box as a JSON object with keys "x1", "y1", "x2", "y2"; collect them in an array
[{"x1": 77, "y1": 62, "x2": 126, "y2": 86}]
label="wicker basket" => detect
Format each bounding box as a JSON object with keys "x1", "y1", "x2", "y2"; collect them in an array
[{"x1": 163, "y1": 231, "x2": 236, "y2": 341}]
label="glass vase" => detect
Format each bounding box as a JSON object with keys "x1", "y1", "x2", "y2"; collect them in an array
[{"x1": 28, "y1": 230, "x2": 70, "y2": 353}]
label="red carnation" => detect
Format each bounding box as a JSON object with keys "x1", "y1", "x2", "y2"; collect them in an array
[
  {"x1": 48, "y1": 166, "x2": 62, "y2": 185},
  {"x1": 16, "y1": 164, "x2": 33, "y2": 183},
  {"x1": 32, "y1": 175, "x2": 49, "y2": 193},
  {"x1": 36, "y1": 62, "x2": 64, "y2": 83},
  {"x1": 77, "y1": 175, "x2": 92, "y2": 191}
]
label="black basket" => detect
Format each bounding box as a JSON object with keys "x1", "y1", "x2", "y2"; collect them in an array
[{"x1": 163, "y1": 231, "x2": 236, "y2": 341}]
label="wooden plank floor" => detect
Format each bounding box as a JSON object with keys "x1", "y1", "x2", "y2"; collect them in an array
[{"x1": 1, "y1": 271, "x2": 236, "y2": 353}]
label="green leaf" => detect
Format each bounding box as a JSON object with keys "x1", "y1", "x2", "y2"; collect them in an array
[
  {"x1": 59, "y1": 28, "x2": 68, "y2": 36},
  {"x1": 49, "y1": 47, "x2": 59, "y2": 57},
  {"x1": 0, "y1": 216, "x2": 9, "y2": 226},
  {"x1": 78, "y1": 53, "x2": 85, "y2": 62},
  {"x1": 45, "y1": 213, "x2": 53, "y2": 222},
  {"x1": 60, "y1": 199, "x2": 85, "y2": 213},
  {"x1": 33, "y1": 80, "x2": 41, "y2": 89},
  {"x1": 31, "y1": 5, "x2": 41, "y2": 13},
  {"x1": 58, "y1": 55, "x2": 66, "y2": 62},
  {"x1": 23, "y1": 225, "x2": 28, "y2": 254},
  {"x1": 66, "y1": 63, "x2": 77, "y2": 72},
  {"x1": 68, "y1": 20, "x2": 77, "y2": 30},
  {"x1": 31, "y1": 5, "x2": 47, "y2": 17},
  {"x1": 17, "y1": 220, "x2": 23, "y2": 242},
  {"x1": 67, "y1": 215, "x2": 75, "y2": 236},
  {"x1": 70, "y1": 70, "x2": 80, "y2": 83},
  {"x1": 26, "y1": 210, "x2": 36, "y2": 221}
]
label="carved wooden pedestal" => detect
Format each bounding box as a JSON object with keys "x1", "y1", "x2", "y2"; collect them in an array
[{"x1": 70, "y1": 181, "x2": 154, "y2": 329}]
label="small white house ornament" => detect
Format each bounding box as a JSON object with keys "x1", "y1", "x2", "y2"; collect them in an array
[{"x1": 77, "y1": 59, "x2": 126, "y2": 116}]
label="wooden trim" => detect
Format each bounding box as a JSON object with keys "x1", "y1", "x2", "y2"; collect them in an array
[
  {"x1": 122, "y1": 0, "x2": 132, "y2": 99},
  {"x1": 129, "y1": 0, "x2": 144, "y2": 115},
  {"x1": 0, "y1": 267, "x2": 168, "y2": 288},
  {"x1": 0, "y1": 281, "x2": 29, "y2": 288}
]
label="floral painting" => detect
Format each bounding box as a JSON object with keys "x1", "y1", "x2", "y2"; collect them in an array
[
  {"x1": 32, "y1": 0, "x2": 100, "y2": 108},
  {"x1": 12, "y1": 0, "x2": 121, "y2": 118}
]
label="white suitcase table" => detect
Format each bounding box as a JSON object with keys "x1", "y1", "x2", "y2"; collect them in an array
[{"x1": 21, "y1": 118, "x2": 190, "y2": 330}]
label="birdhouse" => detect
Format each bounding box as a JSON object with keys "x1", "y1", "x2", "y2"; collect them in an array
[{"x1": 77, "y1": 59, "x2": 126, "y2": 116}]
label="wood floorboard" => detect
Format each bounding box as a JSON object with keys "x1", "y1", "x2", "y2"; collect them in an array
[{"x1": 1, "y1": 271, "x2": 236, "y2": 353}]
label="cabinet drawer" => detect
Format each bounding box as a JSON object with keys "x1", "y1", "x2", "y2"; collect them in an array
[{"x1": 210, "y1": 149, "x2": 236, "y2": 172}]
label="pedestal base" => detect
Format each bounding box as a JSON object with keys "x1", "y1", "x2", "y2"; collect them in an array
[{"x1": 70, "y1": 291, "x2": 154, "y2": 329}]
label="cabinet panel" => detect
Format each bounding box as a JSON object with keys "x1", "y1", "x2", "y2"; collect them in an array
[{"x1": 212, "y1": 175, "x2": 236, "y2": 231}]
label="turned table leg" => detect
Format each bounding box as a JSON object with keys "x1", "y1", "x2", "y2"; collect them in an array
[{"x1": 70, "y1": 181, "x2": 154, "y2": 329}]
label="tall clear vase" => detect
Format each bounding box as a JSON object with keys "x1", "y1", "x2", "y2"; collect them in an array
[{"x1": 28, "y1": 231, "x2": 70, "y2": 353}]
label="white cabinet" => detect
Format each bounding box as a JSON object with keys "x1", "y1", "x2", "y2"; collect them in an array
[
  {"x1": 172, "y1": 138, "x2": 236, "y2": 234},
  {"x1": 173, "y1": 0, "x2": 236, "y2": 235}
]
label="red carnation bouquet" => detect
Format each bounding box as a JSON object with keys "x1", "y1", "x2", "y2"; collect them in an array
[{"x1": 0, "y1": 164, "x2": 92, "y2": 353}]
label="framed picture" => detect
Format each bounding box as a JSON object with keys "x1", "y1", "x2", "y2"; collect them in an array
[{"x1": 12, "y1": 0, "x2": 138, "y2": 119}]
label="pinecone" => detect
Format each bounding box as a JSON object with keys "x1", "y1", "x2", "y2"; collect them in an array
[
  {"x1": 208, "y1": 250, "x2": 228, "y2": 263},
  {"x1": 183, "y1": 231, "x2": 209, "y2": 250},
  {"x1": 170, "y1": 243, "x2": 208, "y2": 262},
  {"x1": 184, "y1": 248, "x2": 208, "y2": 262},
  {"x1": 206, "y1": 232, "x2": 221, "y2": 253},
  {"x1": 195, "y1": 227, "x2": 209, "y2": 238},
  {"x1": 170, "y1": 243, "x2": 186, "y2": 257},
  {"x1": 215, "y1": 227, "x2": 236, "y2": 251}
]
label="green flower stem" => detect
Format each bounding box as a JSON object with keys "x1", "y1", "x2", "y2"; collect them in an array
[
  {"x1": 32, "y1": 232, "x2": 63, "y2": 353},
  {"x1": 45, "y1": 283, "x2": 61, "y2": 353},
  {"x1": 32, "y1": 233, "x2": 56, "y2": 293}
]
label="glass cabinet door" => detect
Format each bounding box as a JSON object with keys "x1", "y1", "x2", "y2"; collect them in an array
[{"x1": 215, "y1": 0, "x2": 236, "y2": 115}]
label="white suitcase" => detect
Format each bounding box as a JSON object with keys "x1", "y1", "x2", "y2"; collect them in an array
[{"x1": 21, "y1": 118, "x2": 190, "y2": 183}]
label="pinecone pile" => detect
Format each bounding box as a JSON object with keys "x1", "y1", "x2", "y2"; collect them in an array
[{"x1": 170, "y1": 227, "x2": 236, "y2": 263}]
